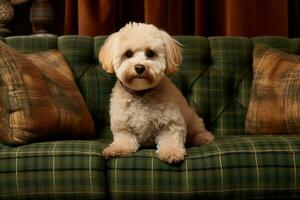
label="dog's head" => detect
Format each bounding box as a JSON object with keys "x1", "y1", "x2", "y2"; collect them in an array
[{"x1": 99, "y1": 22, "x2": 182, "y2": 91}]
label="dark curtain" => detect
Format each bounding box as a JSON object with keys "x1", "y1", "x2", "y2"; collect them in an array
[{"x1": 64, "y1": 0, "x2": 299, "y2": 37}]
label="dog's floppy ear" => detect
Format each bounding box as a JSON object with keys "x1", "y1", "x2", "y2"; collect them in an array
[
  {"x1": 160, "y1": 30, "x2": 183, "y2": 75},
  {"x1": 99, "y1": 33, "x2": 117, "y2": 73}
]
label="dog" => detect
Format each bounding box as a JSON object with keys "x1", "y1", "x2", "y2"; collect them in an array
[{"x1": 99, "y1": 22, "x2": 214, "y2": 163}]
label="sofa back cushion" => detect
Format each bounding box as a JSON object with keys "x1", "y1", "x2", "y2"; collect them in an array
[{"x1": 4, "y1": 36, "x2": 300, "y2": 139}]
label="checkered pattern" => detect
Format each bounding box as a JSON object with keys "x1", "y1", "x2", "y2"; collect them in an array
[
  {"x1": 0, "y1": 140, "x2": 108, "y2": 200},
  {"x1": 106, "y1": 135, "x2": 300, "y2": 199},
  {"x1": 5, "y1": 36, "x2": 58, "y2": 53},
  {"x1": 0, "y1": 35, "x2": 299, "y2": 199},
  {"x1": 58, "y1": 36, "x2": 116, "y2": 138},
  {"x1": 0, "y1": 41, "x2": 95, "y2": 146},
  {"x1": 171, "y1": 36, "x2": 253, "y2": 136},
  {"x1": 246, "y1": 45, "x2": 300, "y2": 134}
]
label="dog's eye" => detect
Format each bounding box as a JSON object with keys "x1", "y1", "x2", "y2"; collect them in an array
[
  {"x1": 145, "y1": 50, "x2": 155, "y2": 58},
  {"x1": 125, "y1": 50, "x2": 133, "y2": 58}
]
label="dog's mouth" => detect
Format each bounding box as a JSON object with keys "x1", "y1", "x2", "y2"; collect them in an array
[
  {"x1": 124, "y1": 71, "x2": 155, "y2": 85},
  {"x1": 136, "y1": 75, "x2": 148, "y2": 80}
]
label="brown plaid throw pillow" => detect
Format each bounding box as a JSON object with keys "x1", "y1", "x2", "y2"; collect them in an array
[
  {"x1": 0, "y1": 41, "x2": 95, "y2": 146},
  {"x1": 246, "y1": 45, "x2": 300, "y2": 135}
]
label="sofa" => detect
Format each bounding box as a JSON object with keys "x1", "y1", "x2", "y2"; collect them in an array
[{"x1": 0, "y1": 35, "x2": 299, "y2": 200}]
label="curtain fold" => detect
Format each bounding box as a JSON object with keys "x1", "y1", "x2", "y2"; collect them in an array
[
  {"x1": 78, "y1": 0, "x2": 115, "y2": 35},
  {"x1": 222, "y1": 0, "x2": 288, "y2": 37},
  {"x1": 64, "y1": 0, "x2": 292, "y2": 37},
  {"x1": 144, "y1": 0, "x2": 166, "y2": 30},
  {"x1": 64, "y1": 0, "x2": 77, "y2": 35}
]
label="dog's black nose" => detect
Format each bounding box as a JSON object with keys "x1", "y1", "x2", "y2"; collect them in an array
[{"x1": 134, "y1": 64, "x2": 145, "y2": 75}]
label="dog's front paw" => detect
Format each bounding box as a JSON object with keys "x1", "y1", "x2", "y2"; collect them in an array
[
  {"x1": 156, "y1": 145, "x2": 187, "y2": 164},
  {"x1": 102, "y1": 144, "x2": 137, "y2": 159},
  {"x1": 193, "y1": 131, "x2": 215, "y2": 145}
]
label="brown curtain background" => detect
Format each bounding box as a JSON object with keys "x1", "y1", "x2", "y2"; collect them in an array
[{"x1": 64, "y1": 0, "x2": 299, "y2": 37}]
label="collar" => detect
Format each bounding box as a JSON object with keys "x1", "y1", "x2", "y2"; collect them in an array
[{"x1": 118, "y1": 80, "x2": 154, "y2": 97}]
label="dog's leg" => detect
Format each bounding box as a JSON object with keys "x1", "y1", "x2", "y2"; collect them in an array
[
  {"x1": 155, "y1": 125, "x2": 187, "y2": 164},
  {"x1": 102, "y1": 132, "x2": 139, "y2": 159},
  {"x1": 186, "y1": 110, "x2": 214, "y2": 146}
]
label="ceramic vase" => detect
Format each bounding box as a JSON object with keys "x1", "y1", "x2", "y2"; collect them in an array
[
  {"x1": 30, "y1": 0, "x2": 54, "y2": 34},
  {"x1": 0, "y1": 0, "x2": 14, "y2": 35}
]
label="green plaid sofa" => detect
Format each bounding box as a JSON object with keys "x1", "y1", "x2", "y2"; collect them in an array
[{"x1": 0, "y1": 35, "x2": 300, "y2": 200}]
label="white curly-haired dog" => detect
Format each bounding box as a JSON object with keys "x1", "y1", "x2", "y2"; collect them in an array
[{"x1": 99, "y1": 22, "x2": 214, "y2": 163}]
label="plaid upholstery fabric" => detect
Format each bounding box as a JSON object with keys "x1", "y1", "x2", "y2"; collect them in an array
[
  {"x1": 174, "y1": 36, "x2": 253, "y2": 136},
  {"x1": 106, "y1": 135, "x2": 300, "y2": 199},
  {"x1": 0, "y1": 140, "x2": 108, "y2": 200},
  {"x1": 5, "y1": 36, "x2": 58, "y2": 53},
  {"x1": 246, "y1": 45, "x2": 300, "y2": 134},
  {"x1": 58, "y1": 36, "x2": 116, "y2": 139},
  {"x1": 55, "y1": 36, "x2": 299, "y2": 138},
  {"x1": 1, "y1": 35, "x2": 300, "y2": 200},
  {"x1": 0, "y1": 41, "x2": 95, "y2": 146},
  {"x1": 26, "y1": 50, "x2": 75, "y2": 80}
]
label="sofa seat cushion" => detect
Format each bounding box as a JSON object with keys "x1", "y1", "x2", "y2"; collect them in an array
[
  {"x1": 0, "y1": 139, "x2": 108, "y2": 200},
  {"x1": 106, "y1": 135, "x2": 300, "y2": 199}
]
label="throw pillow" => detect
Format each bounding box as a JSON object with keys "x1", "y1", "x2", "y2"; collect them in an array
[
  {"x1": 0, "y1": 41, "x2": 95, "y2": 146},
  {"x1": 245, "y1": 45, "x2": 300, "y2": 135}
]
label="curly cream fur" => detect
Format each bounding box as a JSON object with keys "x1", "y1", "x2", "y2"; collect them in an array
[{"x1": 99, "y1": 22, "x2": 214, "y2": 163}]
